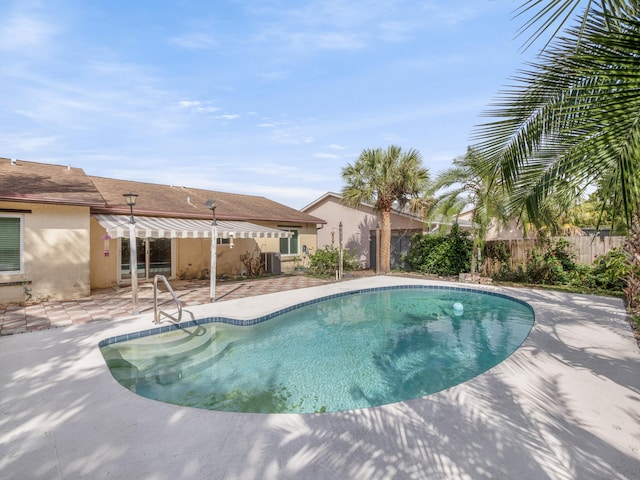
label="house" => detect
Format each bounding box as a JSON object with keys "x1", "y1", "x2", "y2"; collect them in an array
[
  {"x1": 0, "y1": 158, "x2": 324, "y2": 305},
  {"x1": 302, "y1": 192, "x2": 430, "y2": 270}
]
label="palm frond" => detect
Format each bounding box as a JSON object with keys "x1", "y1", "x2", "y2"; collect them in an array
[{"x1": 474, "y1": 7, "x2": 640, "y2": 228}]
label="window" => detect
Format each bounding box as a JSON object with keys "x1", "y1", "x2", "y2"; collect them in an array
[
  {"x1": 279, "y1": 228, "x2": 299, "y2": 255},
  {"x1": 0, "y1": 216, "x2": 22, "y2": 273}
]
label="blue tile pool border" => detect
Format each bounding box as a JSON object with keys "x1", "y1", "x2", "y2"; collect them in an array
[{"x1": 98, "y1": 284, "x2": 535, "y2": 348}]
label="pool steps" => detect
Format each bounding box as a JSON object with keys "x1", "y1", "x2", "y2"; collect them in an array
[{"x1": 101, "y1": 324, "x2": 217, "y2": 387}]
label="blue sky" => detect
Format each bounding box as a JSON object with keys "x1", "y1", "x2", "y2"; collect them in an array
[{"x1": 0, "y1": 0, "x2": 538, "y2": 209}]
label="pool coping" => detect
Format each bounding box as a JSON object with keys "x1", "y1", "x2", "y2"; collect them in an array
[
  {"x1": 98, "y1": 284, "x2": 534, "y2": 347},
  {"x1": 1, "y1": 275, "x2": 639, "y2": 479}
]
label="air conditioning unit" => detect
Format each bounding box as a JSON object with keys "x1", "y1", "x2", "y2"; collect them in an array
[{"x1": 261, "y1": 252, "x2": 281, "y2": 274}]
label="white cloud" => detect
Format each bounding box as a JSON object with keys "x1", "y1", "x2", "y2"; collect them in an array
[
  {"x1": 276, "y1": 136, "x2": 313, "y2": 145},
  {"x1": 0, "y1": 133, "x2": 60, "y2": 154},
  {"x1": 169, "y1": 32, "x2": 218, "y2": 49},
  {"x1": 0, "y1": 15, "x2": 56, "y2": 51},
  {"x1": 314, "y1": 152, "x2": 340, "y2": 159},
  {"x1": 259, "y1": 71, "x2": 289, "y2": 81},
  {"x1": 216, "y1": 114, "x2": 240, "y2": 120},
  {"x1": 177, "y1": 100, "x2": 220, "y2": 113},
  {"x1": 313, "y1": 31, "x2": 366, "y2": 50}
]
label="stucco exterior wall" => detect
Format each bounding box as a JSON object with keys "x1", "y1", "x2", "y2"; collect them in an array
[
  {"x1": 90, "y1": 218, "x2": 119, "y2": 289},
  {"x1": 312, "y1": 199, "x2": 376, "y2": 267},
  {"x1": 1, "y1": 202, "x2": 91, "y2": 304},
  {"x1": 304, "y1": 195, "x2": 424, "y2": 268},
  {"x1": 254, "y1": 222, "x2": 317, "y2": 273},
  {"x1": 89, "y1": 219, "x2": 319, "y2": 284},
  {"x1": 175, "y1": 238, "x2": 209, "y2": 280}
]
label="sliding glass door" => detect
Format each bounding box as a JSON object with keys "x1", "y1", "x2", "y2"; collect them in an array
[{"x1": 120, "y1": 237, "x2": 172, "y2": 281}]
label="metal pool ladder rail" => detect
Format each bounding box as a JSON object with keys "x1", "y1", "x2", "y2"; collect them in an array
[{"x1": 153, "y1": 275, "x2": 183, "y2": 325}]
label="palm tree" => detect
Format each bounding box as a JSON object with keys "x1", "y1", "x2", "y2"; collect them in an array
[
  {"x1": 342, "y1": 145, "x2": 430, "y2": 274},
  {"x1": 475, "y1": 6, "x2": 640, "y2": 226},
  {"x1": 429, "y1": 147, "x2": 508, "y2": 272},
  {"x1": 474, "y1": 3, "x2": 640, "y2": 304},
  {"x1": 515, "y1": 0, "x2": 633, "y2": 51}
]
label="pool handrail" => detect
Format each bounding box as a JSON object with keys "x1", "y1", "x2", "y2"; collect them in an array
[{"x1": 153, "y1": 274, "x2": 183, "y2": 325}]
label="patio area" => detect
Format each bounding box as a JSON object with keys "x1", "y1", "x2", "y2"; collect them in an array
[
  {"x1": 0, "y1": 275, "x2": 639, "y2": 479},
  {"x1": 0, "y1": 274, "x2": 334, "y2": 336}
]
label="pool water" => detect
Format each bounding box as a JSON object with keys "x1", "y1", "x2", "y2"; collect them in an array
[{"x1": 101, "y1": 287, "x2": 534, "y2": 414}]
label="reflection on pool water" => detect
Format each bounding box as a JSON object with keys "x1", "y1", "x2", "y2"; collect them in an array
[{"x1": 100, "y1": 287, "x2": 534, "y2": 414}]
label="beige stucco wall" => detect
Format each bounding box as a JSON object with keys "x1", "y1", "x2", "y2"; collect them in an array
[
  {"x1": 256, "y1": 222, "x2": 317, "y2": 273},
  {"x1": 89, "y1": 219, "x2": 319, "y2": 284},
  {"x1": 172, "y1": 228, "x2": 318, "y2": 278},
  {"x1": 304, "y1": 196, "x2": 424, "y2": 268},
  {"x1": 175, "y1": 238, "x2": 209, "y2": 280},
  {"x1": 90, "y1": 218, "x2": 119, "y2": 289},
  {"x1": 1, "y1": 202, "x2": 91, "y2": 305}
]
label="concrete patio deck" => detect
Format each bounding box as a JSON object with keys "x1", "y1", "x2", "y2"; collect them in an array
[
  {"x1": 0, "y1": 274, "x2": 333, "y2": 336},
  {"x1": 0, "y1": 275, "x2": 639, "y2": 479}
]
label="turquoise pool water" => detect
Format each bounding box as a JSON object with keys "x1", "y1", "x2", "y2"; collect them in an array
[{"x1": 101, "y1": 287, "x2": 534, "y2": 414}]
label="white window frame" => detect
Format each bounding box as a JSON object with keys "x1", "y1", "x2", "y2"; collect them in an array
[
  {"x1": 0, "y1": 214, "x2": 24, "y2": 275},
  {"x1": 279, "y1": 227, "x2": 300, "y2": 256}
]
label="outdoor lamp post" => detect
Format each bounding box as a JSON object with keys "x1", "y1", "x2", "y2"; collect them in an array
[
  {"x1": 205, "y1": 199, "x2": 217, "y2": 302},
  {"x1": 338, "y1": 221, "x2": 344, "y2": 281},
  {"x1": 123, "y1": 193, "x2": 139, "y2": 315}
]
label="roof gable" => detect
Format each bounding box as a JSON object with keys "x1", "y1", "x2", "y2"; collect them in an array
[{"x1": 303, "y1": 191, "x2": 424, "y2": 222}]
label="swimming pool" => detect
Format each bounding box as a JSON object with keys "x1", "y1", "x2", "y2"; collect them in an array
[{"x1": 100, "y1": 286, "x2": 534, "y2": 414}]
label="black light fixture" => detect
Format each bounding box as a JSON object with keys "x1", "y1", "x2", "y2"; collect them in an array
[
  {"x1": 205, "y1": 199, "x2": 217, "y2": 225},
  {"x1": 123, "y1": 193, "x2": 138, "y2": 224}
]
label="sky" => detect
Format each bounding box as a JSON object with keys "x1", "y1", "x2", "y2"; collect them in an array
[{"x1": 0, "y1": 0, "x2": 541, "y2": 209}]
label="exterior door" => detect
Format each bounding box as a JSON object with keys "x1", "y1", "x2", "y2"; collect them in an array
[
  {"x1": 120, "y1": 238, "x2": 172, "y2": 280},
  {"x1": 147, "y1": 238, "x2": 171, "y2": 278}
]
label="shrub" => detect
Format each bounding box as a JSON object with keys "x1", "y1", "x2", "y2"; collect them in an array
[
  {"x1": 548, "y1": 238, "x2": 577, "y2": 272},
  {"x1": 494, "y1": 238, "x2": 578, "y2": 285},
  {"x1": 307, "y1": 246, "x2": 358, "y2": 277},
  {"x1": 526, "y1": 247, "x2": 570, "y2": 284},
  {"x1": 590, "y1": 248, "x2": 630, "y2": 291},
  {"x1": 407, "y1": 224, "x2": 472, "y2": 276},
  {"x1": 493, "y1": 239, "x2": 628, "y2": 294},
  {"x1": 567, "y1": 263, "x2": 596, "y2": 289}
]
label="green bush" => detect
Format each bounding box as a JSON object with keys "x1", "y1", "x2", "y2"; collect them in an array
[
  {"x1": 548, "y1": 238, "x2": 577, "y2": 272},
  {"x1": 493, "y1": 240, "x2": 629, "y2": 294},
  {"x1": 307, "y1": 246, "x2": 358, "y2": 277},
  {"x1": 526, "y1": 247, "x2": 570, "y2": 284},
  {"x1": 407, "y1": 224, "x2": 472, "y2": 276},
  {"x1": 590, "y1": 248, "x2": 630, "y2": 291},
  {"x1": 567, "y1": 263, "x2": 596, "y2": 289}
]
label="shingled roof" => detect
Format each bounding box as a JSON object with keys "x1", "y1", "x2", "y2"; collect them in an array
[
  {"x1": 0, "y1": 158, "x2": 324, "y2": 224},
  {"x1": 0, "y1": 158, "x2": 105, "y2": 206},
  {"x1": 89, "y1": 176, "x2": 324, "y2": 223}
]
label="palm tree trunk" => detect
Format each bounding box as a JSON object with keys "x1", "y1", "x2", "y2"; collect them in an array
[
  {"x1": 625, "y1": 212, "x2": 640, "y2": 315},
  {"x1": 379, "y1": 209, "x2": 392, "y2": 273}
]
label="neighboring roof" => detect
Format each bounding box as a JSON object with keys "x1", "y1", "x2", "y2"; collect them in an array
[
  {"x1": 427, "y1": 214, "x2": 473, "y2": 229},
  {"x1": 0, "y1": 158, "x2": 105, "y2": 206},
  {"x1": 89, "y1": 176, "x2": 324, "y2": 224},
  {"x1": 0, "y1": 158, "x2": 324, "y2": 224}
]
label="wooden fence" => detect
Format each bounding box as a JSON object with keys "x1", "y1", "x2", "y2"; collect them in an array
[{"x1": 483, "y1": 236, "x2": 626, "y2": 275}]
